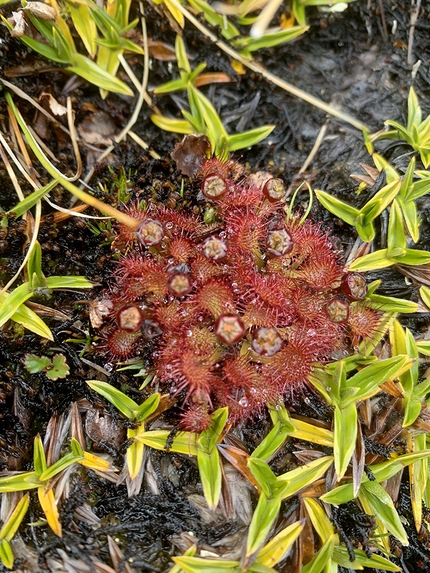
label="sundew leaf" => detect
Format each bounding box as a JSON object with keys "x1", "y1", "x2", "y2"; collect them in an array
[
  {"x1": 0, "y1": 493, "x2": 29, "y2": 542},
  {"x1": 246, "y1": 493, "x2": 282, "y2": 558},
  {"x1": 86, "y1": 380, "x2": 138, "y2": 419},
  {"x1": 197, "y1": 448, "x2": 222, "y2": 509},
  {"x1": 256, "y1": 521, "x2": 303, "y2": 568}
]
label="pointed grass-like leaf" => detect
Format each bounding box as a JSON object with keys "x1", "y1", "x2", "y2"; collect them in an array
[
  {"x1": 368, "y1": 293, "x2": 419, "y2": 313},
  {"x1": 45, "y1": 276, "x2": 93, "y2": 289},
  {"x1": 136, "y1": 430, "x2": 199, "y2": 456},
  {"x1": 0, "y1": 283, "x2": 32, "y2": 329},
  {"x1": 86, "y1": 380, "x2": 138, "y2": 419},
  {"x1": 197, "y1": 448, "x2": 222, "y2": 509},
  {"x1": 408, "y1": 433, "x2": 427, "y2": 532},
  {"x1": 398, "y1": 156, "x2": 416, "y2": 200},
  {"x1": 406, "y1": 87, "x2": 421, "y2": 131},
  {"x1": 248, "y1": 458, "x2": 277, "y2": 497},
  {"x1": 372, "y1": 153, "x2": 399, "y2": 183},
  {"x1": 134, "y1": 392, "x2": 161, "y2": 423},
  {"x1": 301, "y1": 536, "x2": 335, "y2": 573},
  {"x1": 348, "y1": 248, "x2": 393, "y2": 272},
  {"x1": 332, "y1": 546, "x2": 400, "y2": 571},
  {"x1": 0, "y1": 539, "x2": 13, "y2": 569},
  {"x1": 246, "y1": 493, "x2": 282, "y2": 558},
  {"x1": 360, "y1": 179, "x2": 401, "y2": 227},
  {"x1": 39, "y1": 452, "x2": 81, "y2": 482},
  {"x1": 276, "y1": 456, "x2": 334, "y2": 500},
  {"x1": 342, "y1": 354, "x2": 411, "y2": 405},
  {"x1": 68, "y1": 53, "x2": 133, "y2": 96},
  {"x1": 303, "y1": 498, "x2": 335, "y2": 542},
  {"x1": 234, "y1": 26, "x2": 308, "y2": 55},
  {"x1": 38, "y1": 485, "x2": 62, "y2": 536},
  {"x1": 7, "y1": 180, "x2": 59, "y2": 218},
  {"x1": 399, "y1": 199, "x2": 419, "y2": 242},
  {"x1": 251, "y1": 421, "x2": 291, "y2": 461},
  {"x1": 387, "y1": 200, "x2": 406, "y2": 258},
  {"x1": 198, "y1": 408, "x2": 228, "y2": 454},
  {"x1": 360, "y1": 481, "x2": 408, "y2": 545},
  {"x1": 315, "y1": 189, "x2": 359, "y2": 227},
  {"x1": 33, "y1": 435, "x2": 47, "y2": 476},
  {"x1": 171, "y1": 555, "x2": 239, "y2": 572},
  {"x1": 398, "y1": 248, "x2": 430, "y2": 265},
  {"x1": 226, "y1": 125, "x2": 275, "y2": 152},
  {"x1": 67, "y1": 0, "x2": 98, "y2": 57},
  {"x1": 0, "y1": 494, "x2": 29, "y2": 542},
  {"x1": 290, "y1": 419, "x2": 334, "y2": 447},
  {"x1": 187, "y1": 0, "x2": 239, "y2": 40},
  {"x1": 79, "y1": 451, "x2": 112, "y2": 471},
  {"x1": 151, "y1": 114, "x2": 194, "y2": 134},
  {"x1": 334, "y1": 402, "x2": 357, "y2": 481},
  {"x1": 126, "y1": 425, "x2": 145, "y2": 480},
  {"x1": 420, "y1": 285, "x2": 430, "y2": 310},
  {"x1": 256, "y1": 520, "x2": 303, "y2": 568},
  {"x1": 8, "y1": 298, "x2": 54, "y2": 340},
  {"x1": 0, "y1": 472, "x2": 41, "y2": 493}
]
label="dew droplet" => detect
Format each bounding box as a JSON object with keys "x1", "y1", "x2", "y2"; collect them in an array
[{"x1": 239, "y1": 397, "x2": 248, "y2": 407}]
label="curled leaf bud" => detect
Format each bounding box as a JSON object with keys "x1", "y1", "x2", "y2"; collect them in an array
[
  {"x1": 215, "y1": 314, "x2": 245, "y2": 345},
  {"x1": 267, "y1": 229, "x2": 293, "y2": 256},
  {"x1": 325, "y1": 298, "x2": 349, "y2": 323},
  {"x1": 202, "y1": 236, "x2": 228, "y2": 260},
  {"x1": 263, "y1": 178, "x2": 286, "y2": 202},
  {"x1": 168, "y1": 273, "x2": 192, "y2": 296},
  {"x1": 341, "y1": 272, "x2": 367, "y2": 301},
  {"x1": 117, "y1": 305, "x2": 144, "y2": 332},
  {"x1": 137, "y1": 218, "x2": 164, "y2": 246},
  {"x1": 252, "y1": 327, "x2": 283, "y2": 356},
  {"x1": 202, "y1": 174, "x2": 227, "y2": 200}
]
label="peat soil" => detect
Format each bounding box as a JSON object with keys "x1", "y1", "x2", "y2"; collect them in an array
[{"x1": 1, "y1": 0, "x2": 430, "y2": 572}]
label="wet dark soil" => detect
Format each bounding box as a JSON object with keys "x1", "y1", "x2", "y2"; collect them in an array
[{"x1": 1, "y1": 0, "x2": 430, "y2": 572}]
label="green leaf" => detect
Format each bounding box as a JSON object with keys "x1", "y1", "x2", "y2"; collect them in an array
[
  {"x1": 226, "y1": 125, "x2": 275, "y2": 152},
  {"x1": 251, "y1": 420, "x2": 293, "y2": 461},
  {"x1": 126, "y1": 425, "x2": 146, "y2": 480},
  {"x1": 276, "y1": 456, "x2": 334, "y2": 500},
  {"x1": 334, "y1": 402, "x2": 357, "y2": 480},
  {"x1": 343, "y1": 355, "x2": 410, "y2": 405},
  {"x1": 7, "y1": 180, "x2": 59, "y2": 218},
  {"x1": 44, "y1": 275, "x2": 93, "y2": 289},
  {"x1": 0, "y1": 493, "x2": 29, "y2": 541},
  {"x1": 67, "y1": 0, "x2": 98, "y2": 57},
  {"x1": 360, "y1": 481, "x2": 408, "y2": 545},
  {"x1": 187, "y1": 0, "x2": 239, "y2": 39},
  {"x1": 24, "y1": 354, "x2": 51, "y2": 374},
  {"x1": 150, "y1": 114, "x2": 194, "y2": 134},
  {"x1": 360, "y1": 179, "x2": 401, "y2": 226},
  {"x1": 172, "y1": 555, "x2": 239, "y2": 572},
  {"x1": 332, "y1": 546, "x2": 400, "y2": 571},
  {"x1": 301, "y1": 536, "x2": 335, "y2": 573},
  {"x1": 68, "y1": 53, "x2": 133, "y2": 96},
  {"x1": 315, "y1": 189, "x2": 359, "y2": 227},
  {"x1": 303, "y1": 498, "x2": 335, "y2": 542},
  {"x1": 0, "y1": 283, "x2": 32, "y2": 329},
  {"x1": 136, "y1": 430, "x2": 199, "y2": 456},
  {"x1": 246, "y1": 493, "x2": 282, "y2": 558},
  {"x1": 399, "y1": 199, "x2": 419, "y2": 242},
  {"x1": 6, "y1": 297, "x2": 54, "y2": 340},
  {"x1": 248, "y1": 458, "x2": 278, "y2": 497},
  {"x1": 407, "y1": 87, "x2": 421, "y2": 131},
  {"x1": 134, "y1": 392, "x2": 161, "y2": 422},
  {"x1": 397, "y1": 248, "x2": 430, "y2": 266},
  {"x1": 0, "y1": 472, "x2": 41, "y2": 493},
  {"x1": 197, "y1": 447, "x2": 222, "y2": 509},
  {"x1": 46, "y1": 354, "x2": 69, "y2": 380},
  {"x1": 387, "y1": 200, "x2": 406, "y2": 255},
  {"x1": 234, "y1": 26, "x2": 308, "y2": 55},
  {"x1": 39, "y1": 451, "x2": 82, "y2": 481},
  {"x1": 33, "y1": 435, "x2": 47, "y2": 476},
  {"x1": 0, "y1": 539, "x2": 14, "y2": 569},
  {"x1": 256, "y1": 521, "x2": 303, "y2": 567},
  {"x1": 198, "y1": 408, "x2": 228, "y2": 454},
  {"x1": 368, "y1": 293, "x2": 419, "y2": 313},
  {"x1": 86, "y1": 380, "x2": 138, "y2": 419},
  {"x1": 348, "y1": 248, "x2": 393, "y2": 271},
  {"x1": 175, "y1": 34, "x2": 191, "y2": 74}
]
